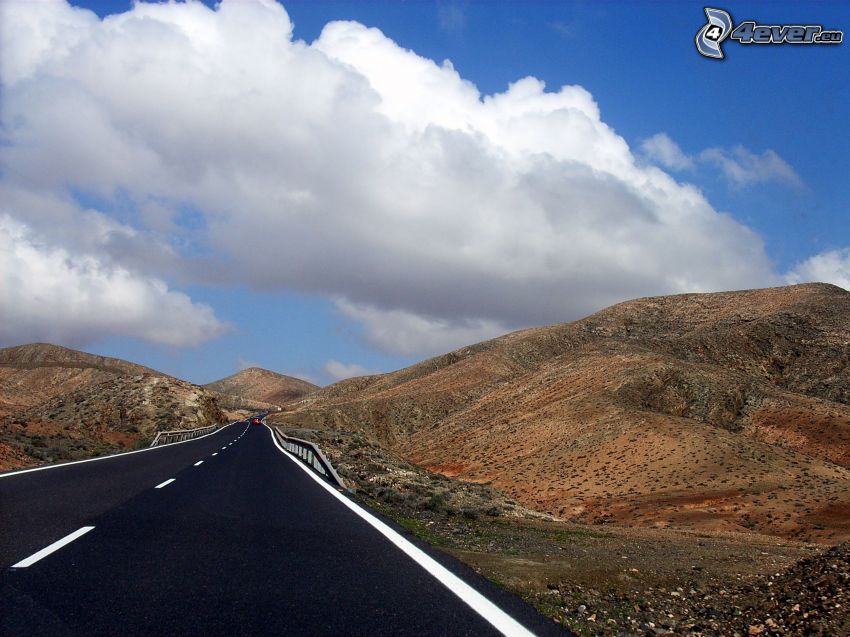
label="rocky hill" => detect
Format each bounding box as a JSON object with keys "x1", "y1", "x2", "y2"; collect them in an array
[
  {"x1": 0, "y1": 344, "x2": 224, "y2": 471},
  {"x1": 271, "y1": 283, "x2": 850, "y2": 543},
  {"x1": 205, "y1": 367, "x2": 318, "y2": 407},
  {"x1": 0, "y1": 343, "x2": 160, "y2": 416}
]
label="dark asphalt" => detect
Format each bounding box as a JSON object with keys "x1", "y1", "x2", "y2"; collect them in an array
[{"x1": 0, "y1": 423, "x2": 571, "y2": 636}]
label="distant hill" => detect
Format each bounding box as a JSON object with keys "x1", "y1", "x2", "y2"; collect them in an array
[
  {"x1": 205, "y1": 367, "x2": 318, "y2": 407},
  {"x1": 0, "y1": 343, "x2": 223, "y2": 471},
  {"x1": 273, "y1": 283, "x2": 850, "y2": 543}
]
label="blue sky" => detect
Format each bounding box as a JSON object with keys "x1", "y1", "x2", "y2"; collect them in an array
[{"x1": 1, "y1": 0, "x2": 847, "y2": 385}]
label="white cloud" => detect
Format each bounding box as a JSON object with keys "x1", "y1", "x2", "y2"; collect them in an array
[
  {"x1": 641, "y1": 134, "x2": 801, "y2": 189},
  {"x1": 324, "y1": 359, "x2": 379, "y2": 381},
  {"x1": 699, "y1": 146, "x2": 802, "y2": 188},
  {"x1": 336, "y1": 300, "x2": 508, "y2": 357},
  {"x1": 0, "y1": 215, "x2": 228, "y2": 347},
  {"x1": 1, "y1": 0, "x2": 790, "y2": 357},
  {"x1": 640, "y1": 133, "x2": 694, "y2": 171},
  {"x1": 787, "y1": 248, "x2": 850, "y2": 291}
]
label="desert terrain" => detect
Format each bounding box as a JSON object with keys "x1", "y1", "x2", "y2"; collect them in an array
[
  {"x1": 0, "y1": 344, "x2": 224, "y2": 470},
  {"x1": 204, "y1": 366, "x2": 317, "y2": 411},
  {"x1": 272, "y1": 283, "x2": 850, "y2": 544},
  {"x1": 2, "y1": 283, "x2": 849, "y2": 634},
  {"x1": 277, "y1": 423, "x2": 848, "y2": 636}
]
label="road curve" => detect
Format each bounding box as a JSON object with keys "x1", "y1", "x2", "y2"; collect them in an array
[{"x1": 1, "y1": 422, "x2": 571, "y2": 636}]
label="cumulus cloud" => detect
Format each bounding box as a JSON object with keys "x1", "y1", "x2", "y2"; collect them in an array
[
  {"x1": 640, "y1": 133, "x2": 694, "y2": 171},
  {"x1": 1, "y1": 0, "x2": 788, "y2": 356},
  {"x1": 324, "y1": 359, "x2": 379, "y2": 381},
  {"x1": 0, "y1": 215, "x2": 228, "y2": 347},
  {"x1": 787, "y1": 248, "x2": 850, "y2": 291}
]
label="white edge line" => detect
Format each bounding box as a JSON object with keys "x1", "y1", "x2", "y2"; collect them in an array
[
  {"x1": 263, "y1": 425, "x2": 536, "y2": 637},
  {"x1": 12, "y1": 526, "x2": 95, "y2": 568},
  {"x1": 0, "y1": 423, "x2": 235, "y2": 479},
  {"x1": 155, "y1": 478, "x2": 176, "y2": 489},
  {"x1": 194, "y1": 460, "x2": 204, "y2": 466}
]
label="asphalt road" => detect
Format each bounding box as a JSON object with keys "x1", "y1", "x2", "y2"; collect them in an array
[{"x1": 0, "y1": 423, "x2": 571, "y2": 636}]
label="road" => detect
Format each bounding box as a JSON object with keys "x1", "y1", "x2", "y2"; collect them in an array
[{"x1": 0, "y1": 422, "x2": 571, "y2": 636}]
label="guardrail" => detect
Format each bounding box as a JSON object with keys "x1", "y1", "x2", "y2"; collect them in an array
[
  {"x1": 150, "y1": 423, "x2": 220, "y2": 447},
  {"x1": 273, "y1": 427, "x2": 349, "y2": 491}
]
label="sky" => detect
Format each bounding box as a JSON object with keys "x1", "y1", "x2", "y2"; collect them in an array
[{"x1": 1, "y1": 0, "x2": 848, "y2": 385}]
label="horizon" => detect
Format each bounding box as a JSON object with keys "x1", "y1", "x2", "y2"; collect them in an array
[
  {"x1": 1, "y1": 0, "x2": 848, "y2": 385},
  {"x1": 2, "y1": 278, "x2": 844, "y2": 388}
]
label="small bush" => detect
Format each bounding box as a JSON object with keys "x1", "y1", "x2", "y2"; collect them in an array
[
  {"x1": 424, "y1": 493, "x2": 446, "y2": 512},
  {"x1": 377, "y1": 487, "x2": 404, "y2": 504}
]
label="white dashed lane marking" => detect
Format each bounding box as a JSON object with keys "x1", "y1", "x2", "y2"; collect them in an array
[{"x1": 12, "y1": 526, "x2": 96, "y2": 568}]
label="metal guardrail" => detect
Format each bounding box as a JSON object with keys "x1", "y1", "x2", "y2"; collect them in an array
[
  {"x1": 150, "y1": 423, "x2": 220, "y2": 447},
  {"x1": 273, "y1": 427, "x2": 349, "y2": 491}
]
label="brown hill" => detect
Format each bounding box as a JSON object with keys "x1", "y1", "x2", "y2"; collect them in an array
[
  {"x1": 271, "y1": 283, "x2": 850, "y2": 543},
  {"x1": 205, "y1": 367, "x2": 318, "y2": 407},
  {"x1": 0, "y1": 343, "x2": 160, "y2": 417},
  {"x1": 0, "y1": 344, "x2": 224, "y2": 471}
]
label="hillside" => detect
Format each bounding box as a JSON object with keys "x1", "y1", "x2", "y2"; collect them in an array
[
  {"x1": 0, "y1": 344, "x2": 224, "y2": 471},
  {"x1": 205, "y1": 367, "x2": 318, "y2": 407},
  {"x1": 0, "y1": 343, "x2": 160, "y2": 417},
  {"x1": 271, "y1": 283, "x2": 850, "y2": 543}
]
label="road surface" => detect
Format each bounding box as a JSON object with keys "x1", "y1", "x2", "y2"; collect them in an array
[{"x1": 1, "y1": 422, "x2": 570, "y2": 636}]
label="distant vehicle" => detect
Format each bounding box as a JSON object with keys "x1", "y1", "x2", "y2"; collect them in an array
[{"x1": 251, "y1": 417, "x2": 262, "y2": 425}]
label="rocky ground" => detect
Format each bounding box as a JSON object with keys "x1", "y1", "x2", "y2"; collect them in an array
[
  {"x1": 1, "y1": 375, "x2": 224, "y2": 469},
  {"x1": 278, "y1": 425, "x2": 536, "y2": 520},
  {"x1": 278, "y1": 425, "x2": 849, "y2": 637}
]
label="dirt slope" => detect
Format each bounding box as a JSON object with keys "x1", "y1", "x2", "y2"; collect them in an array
[
  {"x1": 272, "y1": 283, "x2": 850, "y2": 542},
  {"x1": 0, "y1": 344, "x2": 224, "y2": 471},
  {"x1": 0, "y1": 343, "x2": 161, "y2": 417},
  {"x1": 205, "y1": 367, "x2": 318, "y2": 407}
]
